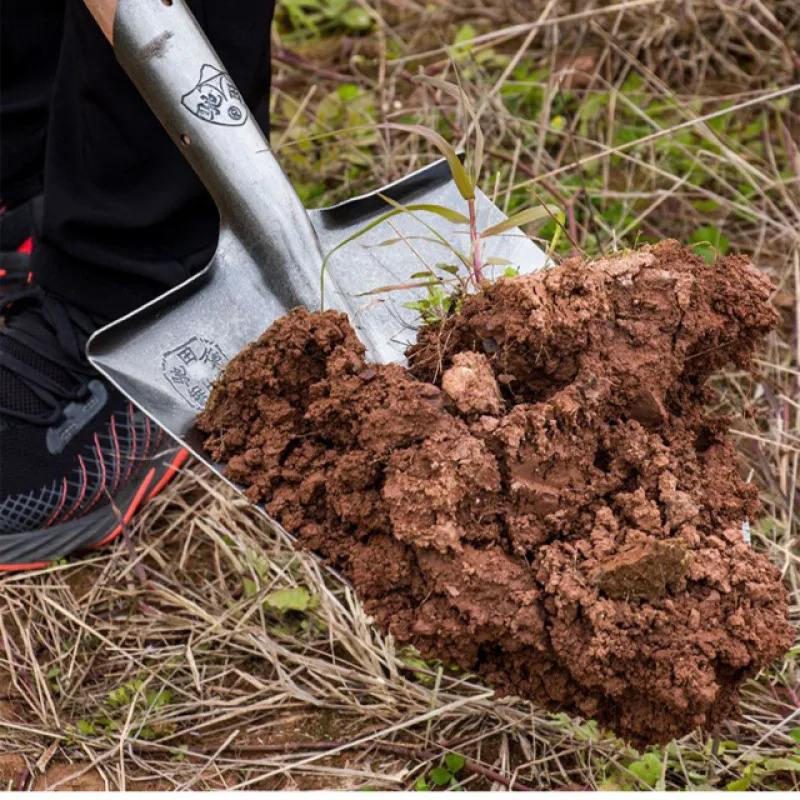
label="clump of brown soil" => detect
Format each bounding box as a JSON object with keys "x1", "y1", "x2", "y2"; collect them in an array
[{"x1": 197, "y1": 241, "x2": 793, "y2": 744}]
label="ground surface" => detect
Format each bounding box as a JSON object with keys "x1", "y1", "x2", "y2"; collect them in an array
[{"x1": 1, "y1": 0, "x2": 799, "y2": 790}]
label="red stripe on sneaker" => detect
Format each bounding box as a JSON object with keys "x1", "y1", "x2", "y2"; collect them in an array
[
  {"x1": 143, "y1": 415, "x2": 152, "y2": 457},
  {"x1": 0, "y1": 468, "x2": 158, "y2": 571},
  {"x1": 62, "y1": 456, "x2": 88, "y2": 522},
  {"x1": 110, "y1": 414, "x2": 121, "y2": 492},
  {"x1": 123, "y1": 405, "x2": 137, "y2": 485},
  {"x1": 0, "y1": 559, "x2": 52, "y2": 571},
  {"x1": 146, "y1": 448, "x2": 189, "y2": 502},
  {"x1": 0, "y1": 448, "x2": 186, "y2": 572},
  {"x1": 83, "y1": 434, "x2": 108, "y2": 514},
  {"x1": 90, "y1": 467, "x2": 156, "y2": 549},
  {"x1": 44, "y1": 477, "x2": 69, "y2": 528}
]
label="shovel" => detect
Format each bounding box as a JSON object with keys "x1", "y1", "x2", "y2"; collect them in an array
[{"x1": 86, "y1": 0, "x2": 547, "y2": 508}]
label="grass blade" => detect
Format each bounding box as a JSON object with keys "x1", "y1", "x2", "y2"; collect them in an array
[
  {"x1": 319, "y1": 203, "x2": 469, "y2": 305},
  {"x1": 381, "y1": 123, "x2": 475, "y2": 200},
  {"x1": 480, "y1": 204, "x2": 562, "y2": 239}
]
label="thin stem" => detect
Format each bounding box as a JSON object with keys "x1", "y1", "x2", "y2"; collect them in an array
[{"x1": 468, "y1": 197, "x2": 483, "y2": 286}]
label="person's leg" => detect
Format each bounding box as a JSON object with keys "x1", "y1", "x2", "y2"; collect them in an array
[
  {"x1": 0, "y1": 0, "x2": 64, "y2": 207},
  {"x1": 0, "y1": 0, "x2": 64, "y2": 285},
  {"x1": 33, "y1": 0, "x2": 275, "y2": 320},
  {"x1": 0, "y1": 0, "x2": 275, "y2": 566}
]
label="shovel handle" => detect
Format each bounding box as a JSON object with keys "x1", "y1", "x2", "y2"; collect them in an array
[
  {"x1": 82, "y1": 0, "x2": 325, "y2": 310},
  {"x1": 85, "y1": 0, "x2": 117, "y2": 41}
]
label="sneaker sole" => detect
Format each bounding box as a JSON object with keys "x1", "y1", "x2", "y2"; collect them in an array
[{"x1": 0, "y1": 448, "x2": 189, "y2": 571}]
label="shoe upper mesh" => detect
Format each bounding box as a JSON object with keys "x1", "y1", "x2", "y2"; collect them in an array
[
  {"x1": 0, "y1": 365, "x2": 51, "y2": 418},
  {"x1": 0, "y1": 290, "x2": 174, "y2": 538}
]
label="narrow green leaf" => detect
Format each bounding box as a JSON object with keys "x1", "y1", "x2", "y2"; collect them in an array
[
  {"x1": 354, "y1": 280, "x2": 440, "y2": 297},
  {"x1": 408, "y1": 205, "x2": 470, "y2": 225},
  {"x1": 414, "y1": 777, "x2": 429, "y2": 791},
  {"x1": 788, "y1": 728, "x2": 800, "y2": 744},
  {"x1": 264, "y1": 586, "x2": 312, "y2": 612},
  {"x1": 243, "y1": 577, "x2": 258, "y2": 598},
  {"x1": 382, "y1": 123, "x2": 474, "y2": 200},
  {"x1": 320, "y1": 203, "x2": 468, "y2": 304},
  {"x1": 372, "y1": 235, "x2": 451, "y2": 249},
  {"x1": 413, "y1": 76, "x2": 476, "y2": 119},
  {"x1": 412, "y1": 75, "x2": 484, "y2": 185},
  {"x1": 546, "y1": 210, "x2": 567, "y2": 267},
  {"x1": 377, "y1": 194, "x2": 471, "y2": 268},
  {"x1": 472, "y1": 123, "x2": 485, "y2": 187},
  {"x1": 480, "y1": 204, "x2": 561, "y2": 239}
]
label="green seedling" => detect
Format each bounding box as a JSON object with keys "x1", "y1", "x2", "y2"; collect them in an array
[
  {"x1": 319, "y1": 101, "x2": 564, "y2": 319},
  {"x1": 415, "y1": 753, "x2": 467, "y2": 790}
]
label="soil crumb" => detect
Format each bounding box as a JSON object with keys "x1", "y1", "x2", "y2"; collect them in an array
[{"x1": 198, "y1": 241, "x2": 793, "y2": 744}]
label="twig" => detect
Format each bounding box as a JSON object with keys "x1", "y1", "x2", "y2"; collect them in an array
[
  {"x1": 131, "y1": 737, "x2": 537, "y2": 791},
  {"x1": 273, "y1": 46, "x2": 353, "y2": 83}
]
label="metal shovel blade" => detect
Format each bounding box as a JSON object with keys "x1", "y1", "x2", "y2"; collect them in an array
[{"x1": 87, "y1": 0, "x2": 547, "y2": 500}]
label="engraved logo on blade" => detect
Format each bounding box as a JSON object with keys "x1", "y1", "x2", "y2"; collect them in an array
[
  {"x1": 181, "y1": 64, "x2": 248, "y2": 126},
  {"x1": 162, "y1": 336, "x2": 227, "y2": 410}
]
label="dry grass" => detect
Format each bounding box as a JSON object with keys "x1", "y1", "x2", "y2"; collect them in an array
[{"x1": 1, "y1": 0, "x2": 799, "y2": 790}]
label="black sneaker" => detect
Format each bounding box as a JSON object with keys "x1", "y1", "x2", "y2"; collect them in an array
[{"x1": 0, "y1": 286, "x2": 187, "y2": 570}]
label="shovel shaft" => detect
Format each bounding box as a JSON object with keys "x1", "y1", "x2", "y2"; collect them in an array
[
  {"x1": 84, "y1": 0, "x2": 117, "y2": 41},
  {"x1": 88, "y1": 0, "x2": 324, "y2": 311}
]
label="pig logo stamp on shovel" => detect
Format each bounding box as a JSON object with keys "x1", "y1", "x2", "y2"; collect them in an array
[
  {"x1": 162, "y1": 336, "x2": 227, "y2": 410},
  {"x1": 181, "y1": 64, "x2": 247, "y2": 126}
]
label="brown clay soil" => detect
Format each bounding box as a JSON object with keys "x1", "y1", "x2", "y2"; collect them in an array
[{"x1": 197, "y1": 241, "x2": 794, "y2": 744}]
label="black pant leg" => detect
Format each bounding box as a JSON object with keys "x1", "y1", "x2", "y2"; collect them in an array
[
  {"x1": 33, "y1": 0, "x2": 275, "y2": 320},
  {"x1": 0, "y1": 0, "x2": 65, "y2": 206}
]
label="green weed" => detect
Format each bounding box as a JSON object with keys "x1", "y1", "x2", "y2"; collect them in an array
[
  {"x1": 277, "y1": 0, "x2": 374, "y2": 40},
  {"x1": 415, "y1": 753, "x2": 467, "y2": 790}
]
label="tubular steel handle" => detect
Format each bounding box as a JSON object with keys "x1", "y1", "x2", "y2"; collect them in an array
[{"x1": 90, "y1": 0, "x2": 325, "y2": 311}]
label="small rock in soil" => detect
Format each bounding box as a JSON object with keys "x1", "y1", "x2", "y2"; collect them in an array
[{"x1": 197, "y1": 241, "x2": 793, "y2": 745}]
